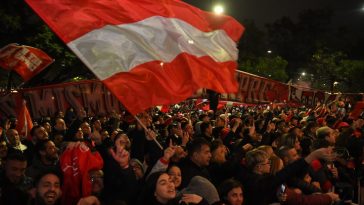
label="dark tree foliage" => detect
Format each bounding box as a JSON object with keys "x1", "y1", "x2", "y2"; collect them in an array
[{"x1": 0, "y1": 0, "x2": 94, "y2": 89}]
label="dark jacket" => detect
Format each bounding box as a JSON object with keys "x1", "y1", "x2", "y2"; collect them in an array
[
  {"x1": 241, "y1": 158, "x2": 309, "y2": 205},
  {"x1": 102, "y1": 153, "x2": 139, "y2": 205},
  {"x1": 0, "y1": 171, "x2": 33, "y2": 205},
  {"x1": 179, "y1": 158, "x2": 211, "y2": 188}
]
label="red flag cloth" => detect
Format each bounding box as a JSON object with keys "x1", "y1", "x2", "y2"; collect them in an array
[
  {"x1": 15, "y1": 101, "x2": 34, "y2": 141},
  {"x1": 350, "y1": 101, "x2": 364, "y2": 120},
  {"x1": 25, "y1": 0, "x2": 244, "y2": 115},
  {"x1": 0, "y1": 43, "x2": 53, "y2": 81},
  {"x1": 60, "y1": 143, "x2": 103, "y2": 205}
]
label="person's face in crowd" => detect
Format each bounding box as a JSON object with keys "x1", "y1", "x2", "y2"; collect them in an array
[
  {"x1": 42, "y1": 122, "x2": 52, "y2": 134},
  {"x1": 292, "y1": 127, "x2": 304, "y2": 139},
  {"x1": 303, "y1": 173, "x2": 312, "y2": 184},
  {"x1": 5, "y1": 159, "x2": 27, "y2": 184},
  {"x1": 74, "y1": 128, "x2": 84, "y2": 140},
  {"x1": 155, "y1": 173, "x2": 176, "y2": 204},
  {"x1": 80, "y1": 122, "x2": 91, "y2": 135},
  {"x1": 294, "y1": 137, "x2": 301, "y2": 151},
  {"x1": 184, "y1": 124, "x2": 194, "y2": 136},
  {"x1": 99, "y1": 116, "x2": 107, "y2": 125},
  {"x1": 89, "y1": 170, "x2": 104, "y2": 195},
  {"x1": 171, "y1": 126, "x2": 182, "y2": 137},
  {"x1": 0, "y1": 141, "x2": 8, "y2": 158},
  {"x1": 326, "y1": 128, "x2": 336, "y2": 145},
  {"x1": 168, "y1": 166, "x2": 182, "y2": 188},
  {"x1": 54, "y1": 119, "x2": 66, "y2": 131},
  {"x1": 56, "y1": 111, "x2": 64, "y2": 118},
  {"x1": 192, "y1": 144, "x2": 211, "y2": 167},
  {"x1": 227, "y1": 187, "x2": 244, "y2": 205},
  {"x1": 212, "y1": 145, "x2": 227, "y2": 164},
  {"x1": 36, "y1": 173, "x2": 62, "y2": 205},
  {"x1": 291, "y1": 119, "x2": 298, "y2": 126},
  {"x1": 100, "y1": 130, "x2": 109, "y2": 140},
  {"x1": 41, "y1": 141, "x2": 59, "y2": 163},
  {"x1": 206, "y1": 124, "x2": 213, "y2": 136},
  {"x1": 4, "y1": 119, "x2": 11, "y2": 130},
  {"x1": 52, "y1": 134, "x2": 63, "y2": 148},
  {"x1": 139, "y1": 114, "x2": 152, "y2": 127},
  {"x1": 6, "y1": 129, "x2": 20, "y2": 146},
  {"x1": 287, "y1": 148, "x2": 300, "y2": 164},
  {"x1": 92, "y1": 120, "x2": 102, "y2": 131},
  {"x1": 34, "y1": 126, "x2": 49, "y2": 141},
  {"x1": 116, "y1": 134, "x2": 131, "y2": 150},
  {"x1": 130, "y1": 161, "x2": 144, "y2": 180},
  {"x1": 216, "y1": 117, "x2": 225, "y2": 127},
  {"x1": 257, "y1": 158, "x2": 271, "y2": 174}
]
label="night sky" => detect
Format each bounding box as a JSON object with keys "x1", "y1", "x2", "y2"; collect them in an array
[{"x1": 185, "y1": 0, "x2": 364, "y2": 33}]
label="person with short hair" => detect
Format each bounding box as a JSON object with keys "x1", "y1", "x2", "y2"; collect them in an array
[
  {"x1": 26, "y1": 139, "x2": 59, "y2": 179},
  {"x1": 241, "y1": 147, "x2": 336, "y2": 205},
  {"x1": 30, "y1": 169, "x2": 63, "y2": 205},
  {"x1": 218, "y1": 179, "x2": 244, "y2": 205},
  {"x1": 179, "y1": 138, "x2": 212, "y2": 188},
  {"x1": 0, "y1": 151, "x2": 32, "y2": 204}
]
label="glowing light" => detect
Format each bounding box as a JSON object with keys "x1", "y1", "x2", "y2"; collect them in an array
[
  {"x1": 301, "y1": 72, "x2": 306, "y2": 76},
  {"x1": 213, "y1": 5, "x2": 224, "y2": 15}
]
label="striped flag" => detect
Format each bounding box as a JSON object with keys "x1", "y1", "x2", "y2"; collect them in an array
[{"x1": 25, "y1": 0, "x2": 244, "y2": 114}]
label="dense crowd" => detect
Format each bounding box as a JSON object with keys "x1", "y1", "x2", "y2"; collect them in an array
[{"x1": 0, "y1": 98, "x2": 363, "y2": 205}]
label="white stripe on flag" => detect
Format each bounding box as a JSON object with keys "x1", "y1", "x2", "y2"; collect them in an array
[{"x1": 67, "y1": 16, "x2": 238, "y2": 80}]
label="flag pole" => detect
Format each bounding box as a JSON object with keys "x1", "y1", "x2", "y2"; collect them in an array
[{"x1": 134, "y1": 115, "x2": 163, "y2": 150}]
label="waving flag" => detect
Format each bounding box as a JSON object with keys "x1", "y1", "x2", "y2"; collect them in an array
[
  {"x1": 15, "y1": 100, "x2": 33, "y2": 141},
  {"x1": 0, "y1": 44, "x2": 53, "y2": 81},
  {"x1": 25, "y1": 0, "x2": 244, "y2": 114}
]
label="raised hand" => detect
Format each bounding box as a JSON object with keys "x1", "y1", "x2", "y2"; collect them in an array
[{"x1": 181, "y1": 194, "x2": 203, "y2": 204}]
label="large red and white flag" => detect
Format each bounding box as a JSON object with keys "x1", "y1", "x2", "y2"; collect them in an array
[
  {"x1": 0, "y1": 44, "x2": 54, "y2": 81},
  {"x1": 25, "y1": 0, "x2": 244, "y2": 115}
]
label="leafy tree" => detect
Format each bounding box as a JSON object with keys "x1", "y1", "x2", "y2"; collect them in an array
[
  {"x1": 309, "y1": 49, "x2": 364, "y2": 93},
  {"x1": 239, "y1": 56, "x2": 289, "y2": 82}
]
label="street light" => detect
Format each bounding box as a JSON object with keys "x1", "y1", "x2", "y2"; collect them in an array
[
  {"x1": 213, "y1": 5, "x2": 224, "y2": 15},
  {"x1": 301, "y1": 72, "x2": 306, "y2": 76}
]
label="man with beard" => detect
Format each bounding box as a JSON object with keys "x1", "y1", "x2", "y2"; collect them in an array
[
  {"x1": 0, "y1": 151, "x2": 32, "y2": 204},
  {"x1": 27, "y1": 139, "x2": 59, "y2": 179},
  {"x1": 31, "y1": 170, "x2": 62, "y2": 205}
]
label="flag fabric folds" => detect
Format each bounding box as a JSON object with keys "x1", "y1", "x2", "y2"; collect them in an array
[
  {"x1": 15, "y1": 100, "x2": 34, "y2": 141},
  {"x1": 0, "y1": 44, "x2": 53, "y2": 81},
  {"x1": 25, "y1": 0, "x2": 244, "y2": 114}
]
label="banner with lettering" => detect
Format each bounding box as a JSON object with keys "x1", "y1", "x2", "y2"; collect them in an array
[{"x1": 0, "y1": 70, "x2": 362, "y2": 119}]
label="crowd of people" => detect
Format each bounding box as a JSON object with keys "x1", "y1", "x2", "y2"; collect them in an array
[{"x1": 0, "y1": 98, "x2": 363, "y2": 205}]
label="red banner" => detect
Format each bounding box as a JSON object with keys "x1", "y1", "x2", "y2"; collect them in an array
[{"x1": 0, "y1": 70, "x2": 362, "y2": 119}]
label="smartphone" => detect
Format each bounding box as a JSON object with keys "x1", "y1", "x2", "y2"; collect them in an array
[{"x1": 280, "y1": 184, "x2": 286, "y2": 193}]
